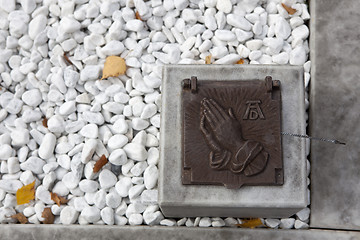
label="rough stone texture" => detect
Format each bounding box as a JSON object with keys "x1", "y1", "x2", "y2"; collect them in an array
[
  {"x1": 310, "y1": 0, "x2": 360, "y2": 230},
  {"x1": 159, "y1": 65, "x2": 307, "y2": 218},
  {"x1": 1, "y1": 225, "x2": 360, "y2": 240}
]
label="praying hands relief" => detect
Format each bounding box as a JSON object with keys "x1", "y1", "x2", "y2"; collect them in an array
[{"x1": 200, "y1": 98, "x2": 269, "y2": 176}]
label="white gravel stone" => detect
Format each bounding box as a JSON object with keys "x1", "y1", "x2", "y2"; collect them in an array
[
  {"x1": 62, "y1": 172, "x2": 80, "y2": 190},
  {"x1": 144, "y1": 165, "x2": 158, "y2": 189},
  {"x1": 21, "y1": 89, "x2": 42, "y2": 107},
  {"x1": 129, "y1": 184, "x2": 145, "y2": 200},
  {"x1": 60, "y1": 17, "x2": 81, "y2": 34},
  {"x1": 141, "y1": 189, "x2": 158, "y2": 205},
  {"x1": 129, "y1": 213, "x2": 143, "y2": 225},
  {"x1": 296, "y1": 207, "x2": 310, "y2": 221},
  {"x1": 20, "y1": 156, "x2": 45, "y2": 174},
  {"x1": 42, "y1": 172, "x2": 56, "y2": 190},
  {"x1": 294, "y1": 219, "x2": 309, "y2": 229},
  {"x1": 59, "y1": 101, "x2": 76, "y2": 115},
  {"x1": 99, "y1": 169, "x2": 117, "y2": 189},
  {"x1": 227, "y1": 14, "x2": 252, "y2": 31},
  {"x1": 0, "y1": 180, "x2": 22, "y2": 193},
  {"x1": 38, "y1": 133, "x2": 56, "y2": 159},
  {"x1": 29, "y1": 14, "x2": 47, "y2": 40},
  {"x1": 108, "y1": 134, "x2": 128, "y2": 149},
  {"x1": 109, "y1": 149, "x2": 127, "y2": 166},
  {"x1": 81, "y1": 206, "x2": 101, "y2": 223},
  {"x1": 101, "y1": 207, "x2": 114, "y2": 225},
  {"x1": 106, "y1": 191, "x2": 121, "y2": 208},
  {"x1": 115, "y1": 177, "x2": 132, "y2": 197},
  {"x1": 160, "y1": 219, "x2": 176, "y2": 226},
  {"x1": 81, "y1": 139, "x2": 97, "y2": 164},
  {"x1": 214, "y1": 54, "x2": 241, "y2": 64},
  {"x1": 60, "y1": 206, "x2": 79, "y2": 224},
  {"x1": 79, "y1": 179, "x2": 99, "y2": 193},
  {"x1": 47, "y1": 115, "x2": 65, "y2": 133},
  {"x1": 0, "y1": 145, "x2": 13, "y2": 160},
  {"x1": 216, "y1": 0, "x2": 232, "y2": 13},
  {"x1": 265, "y1": 218, "x2": 280, "y2": 228},
  {"x1": 112, "y1": 117, "x2": 128, "y2": 134},
  {"x1": 80, "y1": 65, "x2": 101, "y2": 81},
  {"x1": 199, "y1": 217, "x2": 212, "y2": 227},
  {"x1": 36, "y1": 185, "x2": 54, "y2": 204},
  {"x1": 123, "y1": 143, "x2": 147, "y2": 161},
  {"x1": 143, "y1": 210, "x2": 164, "y2": 225},
  {"x1": 94, "y1": 189, "x2": 106, "y2": 209},
  {"x1": 80, "y1": 124, "x2": 99, "y2": 139},
  {"x1": 290, "y1": 46, "x2": 307, "y2": 65},
  {"x1": 102, "y1": 41, "x2": 125, "y2": 56},
  {"x1": 275, "y1": 16, "x2": 291, "y2": 39},
  {"x1": 280, "y1": 218, "x2": 295, "y2": 229},
  {"x1": 212, "y1": 218, "x2": 226, "y2": 227},
  {"x1": 126, "y1": 20, "x2": 144, "y2": 32},
  {"x1": 10, "y1": 129, "x2": 29, "y2": 147}
]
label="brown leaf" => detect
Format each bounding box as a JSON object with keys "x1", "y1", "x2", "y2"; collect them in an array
[
  {"x1": 236, "y1": 218, "x2": 264, "y2": 228},
  {"x1": 236, "y1": 59, "x2": 245, "y2": 64},
  {"x1": 42, "y1": 117, "x2": 48, "y2": 128},
  {"x1": 63, "y1": 52, "x2": 74, "y2": 66},
  {"x1": 50, "y1": 192, "x2": 68, "y2": 207},
  {"x1": 10, "y1": 213, "x2": 28, "y2": 224},
  {"x1": 16, "y1": 180, "x2": 35, "y2": 205},
  {"x1": 93, "y1": 154, "x2": 108, "y2": 173},
  {"x1": 42, "y1": 208, "x2": 54, "y2": 224},
  {"x1": 281, "y1": 3, "x2": 297, "y2": 15},
  {"x1": 101, "y1": 56, "x2": 127, "y2": 80},
  {"x1": 135, "y1": 11, "x2": 143, "y2": 21},
  {"x1": 205, "y1": 55, "x2": 212, "y2": 64}
]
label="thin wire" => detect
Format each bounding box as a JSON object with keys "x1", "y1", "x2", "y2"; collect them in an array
[{"x1": 281, "y1": 132, "x2": 346, "y2": 145}]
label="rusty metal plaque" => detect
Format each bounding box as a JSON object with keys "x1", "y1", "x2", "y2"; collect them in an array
[{"x1": 182, "y1": 76, "x2": 283, "y2": 189}]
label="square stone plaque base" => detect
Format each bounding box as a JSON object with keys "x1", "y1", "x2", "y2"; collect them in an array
[{"x1": 159, "y1": 65, "x2": 307, "y2": 218}]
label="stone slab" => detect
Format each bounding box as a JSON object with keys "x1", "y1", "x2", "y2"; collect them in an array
[
  {"x1": 159, "y1": 65, "x2": 307, "y2": 218},
  {"x1": 1, "y1": 225, "x2": 360, "y2": 240},
  {"x1": 310, "y1": 0, "x2": 360, "y2": 230}
]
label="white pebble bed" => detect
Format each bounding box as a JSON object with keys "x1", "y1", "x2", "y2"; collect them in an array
[{"x1": 0, "y1": 0, "x2": 310, "y2": 229}]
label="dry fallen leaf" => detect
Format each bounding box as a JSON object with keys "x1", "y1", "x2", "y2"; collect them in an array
[
  {"x1": 16, "y1": 180, "x2": 35, "y2": 205},
  {"x1": 50, "y1": 192, "x2": 68, "y2": 207},
  {"x1": 236, "y1": 59, "x2": 245, "y2": 64},
  {"x1": 281, "y1": 3, "x2": 297, "y2": 15},
  {"x1": 236, "y1": 218, "x2": 264, "y2": 228},
  {"x1": 42, "y1": 208, "x2": 54, "y2": 224},
  {"x1": 10, "y1": 213, "x2": 28, "y2": 224},
  {"x1": 205, "y1": 55, "x2": 212, "y2": 64},
  {"x1": 93, "y1": 154, "x2": 108, "y2": 173},
  {"x1": 135, "y1": 11, "x2": 143, "y2": 21},
  {"x1": 42, "y1": 117, "x2": 48, "y2": 128},
  {"x1": 101, "y1": 56, "x2": 127, "y2": 80}
]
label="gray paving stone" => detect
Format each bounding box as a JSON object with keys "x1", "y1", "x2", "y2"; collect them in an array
[
  {"x1": 159, "y1": 65, "x2": 307, "y2": 218},
  {"x1": 310, "y1": 0, "x2": 360, "y2": 230},
  {"x1": 1, "y1": 225, "x2": 360, "y2": 240}
]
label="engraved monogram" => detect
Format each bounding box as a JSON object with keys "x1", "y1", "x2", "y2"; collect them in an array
[{"x1": 243, "y1": 100, "x2": 265, "y2": 120}]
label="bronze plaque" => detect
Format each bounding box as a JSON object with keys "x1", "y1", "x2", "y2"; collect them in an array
[{"x1": 182, "y1": 76, "x2": 283, "y2": 189}]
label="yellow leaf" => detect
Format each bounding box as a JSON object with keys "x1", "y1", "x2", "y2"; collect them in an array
[
  {"x1": 236, "y1": 218, "x2": 263, "y2": 228},
  {"x1": 101, "y1": 56, "x2": 127, "y2": 80},
  {"x1": 281, "y1": 3, "x2": 297, "y2": 15},
  {"x1": 236, "y1": 59, "x2": 245, "y2": 64},
  {"x1": 16, "y1": 181, "x2": 35, "y2": 205},
  {"x1": 205, "y1": 55, "x2": 212, "y2": 64}
]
